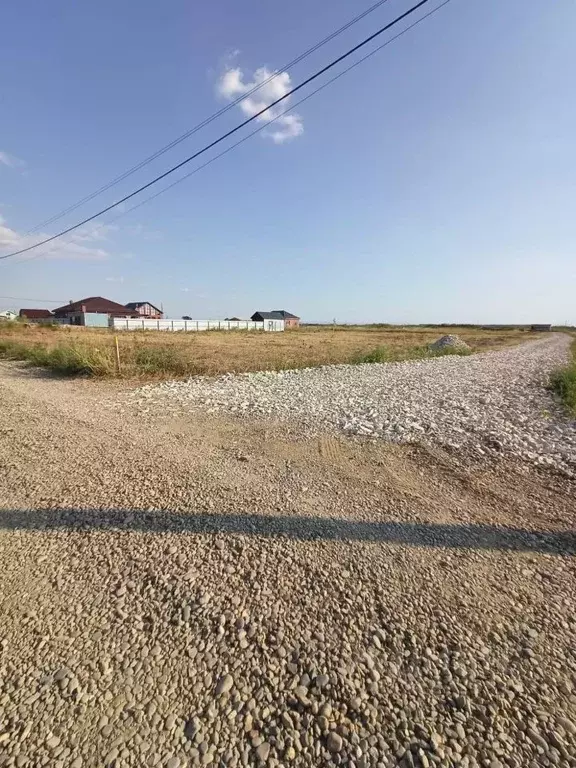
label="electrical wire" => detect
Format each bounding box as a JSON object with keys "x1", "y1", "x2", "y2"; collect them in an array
[
  {"x1": 0, "y1": 0, "x2": 433, "y2": 262},
  {"x1": 9, "y1": 0, "x2": 450, "y2": 267},
  {"x1": 25, "y1": 0, "x2": 395, "y2": 235},
  {"x1": 108, "y1": 2, "x2": 453, "y2": 229},
  {"x1": 0, "y1": 296, "x2": 66, "y2": 303}
]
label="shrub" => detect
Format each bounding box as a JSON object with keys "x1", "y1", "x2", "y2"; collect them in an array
[
  {"x1": 133, "y1": 345, "x2": 193, "y2": 376},
  {"x1": 0, "y1": 339, "x2": 114, "y2": 376},
  {"x1": 352, "y1": 347, "x2": 392, "y2": 364},
  {"x1": 549, "y1": 340, "x2": 576, "y2": 415}
]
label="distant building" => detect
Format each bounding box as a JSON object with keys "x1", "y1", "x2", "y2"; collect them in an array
[
  {"x1": 125, "y1": 301, "x2": 163, "y2": 319},
  {"x1": 251, "y1": 310, "x2": 300, "y2": 328},
  {"x1": 530, "y1": 324, "x2": 552, "y2": 332},
  {"x1": 19, "y1": 308, "x2": 53, "y2": 322},
  {"x1": 225, "y1": 317, "x2": 242, "y2": 321},
  {"x1": 0, "y1": 309, "x2": 17, "y2": 321},
  {"x1": 53, "y1": 297, "x2": 139, "y2": 326},
  {"x1": 182, "y1": 316, "x2": 193, "y2": 321}
]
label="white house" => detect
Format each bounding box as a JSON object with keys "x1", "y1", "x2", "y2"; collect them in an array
[{"x1": 0, "y1": 309, "x2": 17, "y2": 321}]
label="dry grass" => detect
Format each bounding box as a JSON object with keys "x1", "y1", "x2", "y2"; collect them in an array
[{"x1": 0, "y1": 322, "x2": 541, "y2": 380}]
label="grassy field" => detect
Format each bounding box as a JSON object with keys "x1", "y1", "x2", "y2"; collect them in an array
[
  {"x1": 0, "y1": 322, "x2": 542, "y2": 380},
  {"x1": 549, "y1": 336, "x2": 576, "y2": 415}
]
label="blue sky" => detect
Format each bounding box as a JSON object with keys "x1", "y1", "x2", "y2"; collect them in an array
[{"x1": 1, "y1": 0, "x2": 575, "y2": 323}]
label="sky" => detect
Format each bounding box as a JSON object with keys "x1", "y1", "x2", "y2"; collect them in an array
[{"x1": 1, "y1": 0, "x2": 575, "y2": 324}]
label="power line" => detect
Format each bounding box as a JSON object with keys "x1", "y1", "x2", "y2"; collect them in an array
[
  {"x1": 25, "y1": 0, "x2": 394, "y2": 235},
  {"x1": 0, "y1": 0, "x2": 433, "y2": 262},
  {"x1": 11, "y1": 1, "x2": 451, "y2": 268},
  {"x1": 110, "y1": 4, "x2": 454, "y2": 227},
  {"x1": 0, "y1": 296, "x2": 66, "y2": 303}
]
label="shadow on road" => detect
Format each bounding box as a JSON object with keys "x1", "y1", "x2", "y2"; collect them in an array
[{"x1": 0, "y1": 507, "x2": 574, "y2": 555}]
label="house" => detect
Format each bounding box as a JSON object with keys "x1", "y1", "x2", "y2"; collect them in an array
[
  {"x1": 0, "y1": 309, "x2": 17, "y2": 321},
  {"x1": 225, "y1": 317, "x2": 242, "y2": 322},
  {"x1": 125, "y1": 301, "x2": 163, "y2": 319},
  {"x1": 19, "y1": 308, "x2": 53, "y2": 322},
  {"x1": 251, "y1": 310, "x2": 300, "y2": 328},
  {"x1": 52, "y1": 297, "x2": 139, "y2": 327},
  {"x1": 530, "y1": 324, "x2": 552, "y2": 332}
]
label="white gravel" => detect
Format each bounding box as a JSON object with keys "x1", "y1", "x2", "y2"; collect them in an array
[{"x1": 131, "y1": 334, "x2": 576, "y2": 473}]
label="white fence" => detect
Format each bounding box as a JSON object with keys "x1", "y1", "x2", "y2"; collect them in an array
[{"x1": 111, "y1": 317, "x2": 285, "y2": 332}]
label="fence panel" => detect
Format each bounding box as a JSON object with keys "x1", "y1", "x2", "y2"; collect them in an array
[{"x1": 111, "y1": 318, "x2": 284, "y2": 332}]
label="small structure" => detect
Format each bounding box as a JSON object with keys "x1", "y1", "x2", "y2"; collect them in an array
[
  {"x1": 19, "y1": 308, "x2": 53, "y2": 322},
  {"x1": 125, "y1": 301, "x2": 163, "y2": 319},
  {"x1": 0, "y1": 309, "x2": 17, "y2": 321},
  {"x1": 251, "y1": 310, "x2": 300, "y2": 328},
  {"x1": 53, "y1": 297, "x2": 139, "y2": 326},
  {"x1": 530, "y1": 324, "x2": 552, "y2": 332},
  {"x1": 225, "y1": 316, "x2": 242, "y2": 322}
]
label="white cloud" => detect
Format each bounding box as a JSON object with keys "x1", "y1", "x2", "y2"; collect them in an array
[
  {"x1": 0, "y1": 215, "x2": 110, "y2": 262},
  {"x1": 105, "y1": 276, "x2": 124, "y2": 283},
  {"x1": 0, "y1": 151, "x2": 25, "y2": 169},
  {"x1": 216, "y1": 66, "x2": 303, "y2": 144}
]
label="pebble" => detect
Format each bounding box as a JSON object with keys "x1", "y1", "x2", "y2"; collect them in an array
[
  {"x1": 215, "y1": 674, "x2": 234, "y2": 696},
  {"x1": 327, "y1": 733, "x2": 343, "y2": 753}
]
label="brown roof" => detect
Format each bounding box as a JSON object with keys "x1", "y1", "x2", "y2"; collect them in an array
[
  {"x1": 53, "y1": 297, "x2": 139, "y2": 317},
  {"x1": 19, "y1": 309, "x2": 53, "y2": 319}
]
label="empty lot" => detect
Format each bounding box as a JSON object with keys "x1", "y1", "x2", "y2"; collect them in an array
[
  {"x1": 0, "y1": 323, "x2": 541, "y2": 378},
  {"x1": 0, "y1": 334, "x2": 574, "y2": 767}
]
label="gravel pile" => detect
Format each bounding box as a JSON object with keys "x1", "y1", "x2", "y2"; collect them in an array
[
  {"x1": 130, "y1": 335, "x2": 576, "y2": 473},
  {"x1": 428, "y1": 334, "x2": 471, "y2": 352}
]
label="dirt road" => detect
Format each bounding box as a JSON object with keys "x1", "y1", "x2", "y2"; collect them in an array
[{"x1": 0, "y1": 361, "x2": 574, "y2": 767}]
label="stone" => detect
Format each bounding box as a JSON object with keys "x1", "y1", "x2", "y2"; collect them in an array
[
  {"x1": 256, "y1": 743, "x2": 271, "y2": 762},
  {"x1": 327, "y1": 733, "x2": 343, "y2": 753},
  {"x1": 215, "y1": 674, "x2": 234, "y2": 696}
]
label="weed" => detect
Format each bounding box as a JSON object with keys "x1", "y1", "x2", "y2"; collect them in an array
[
  {"x1": 549, "y1": 339, "x2": 576, "y2": 415},
  {"x1": 352, "y1": 347, "x2": 392, "y2": 364},
  {"x1": 352, "y1": 344, "x2": 471, "y2": 365},
  {"x1": 133, "y1": 345, "x2": 193, "y2": 376}
]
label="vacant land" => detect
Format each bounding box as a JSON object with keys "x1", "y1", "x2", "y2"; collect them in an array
[{"x1": 0, "y1": 322, "x2": 541, "y2": 379}]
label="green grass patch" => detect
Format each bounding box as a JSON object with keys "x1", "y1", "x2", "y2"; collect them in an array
[
  {"x1": 133, "y1": 345, "x2": 194, "y2": 376},
  {"x1": 549, "y1": 339, "x2": 576, "y2": 415},
  {"x1": 0, "y1": 339, "x2": 115, "y2": 376},
  {"x1": 352, "y1": 344, "x2": 471, "y2": 365},
  {"x1": 352, "y1": 346, "x2": 392, "y2": 364},
  {"x1": 0, "y1": 337, "x2": 198, "y2": 378}
]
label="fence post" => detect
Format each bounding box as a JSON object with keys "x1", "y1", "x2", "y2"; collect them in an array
[{"x1": 114, "y1": 335, "x2": 121, "y2": 374}]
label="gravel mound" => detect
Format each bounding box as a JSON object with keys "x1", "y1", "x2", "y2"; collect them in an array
[
  {"x1": 130, "y1": 335, "x2": 576, "y2": 473},
  {"x1": 428, "y1": 334, "x2": 471, "y2": 352}
]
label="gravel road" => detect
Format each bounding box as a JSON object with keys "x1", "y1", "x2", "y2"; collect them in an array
[
  {"x1": 129, "y1": 334, "x2": 576, "y2": 473},
  {"x1": 0, "y1": 349, "x2": 575, "y2": 768}
]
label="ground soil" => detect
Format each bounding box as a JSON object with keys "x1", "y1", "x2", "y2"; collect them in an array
[{"x1": 0, "y1": 361, "x2": 574, "y2": 767}]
